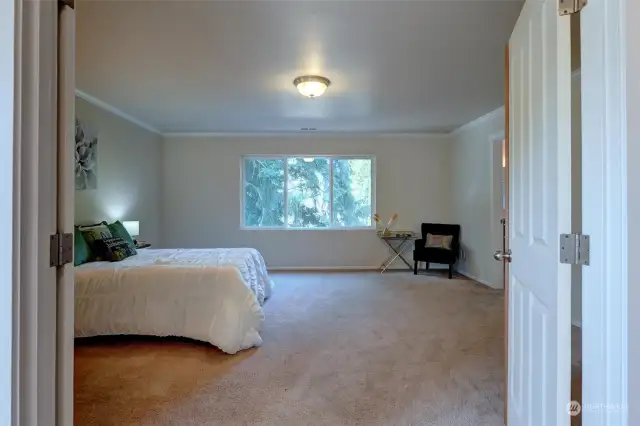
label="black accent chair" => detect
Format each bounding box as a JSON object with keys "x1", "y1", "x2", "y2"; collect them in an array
[{"x1": 413, "y1": 223, "x2": 461, "y2": 279}]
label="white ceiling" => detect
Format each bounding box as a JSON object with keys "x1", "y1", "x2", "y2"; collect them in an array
[{"x1": 76, "y1": 0, "x2": 524, "y2": 134}]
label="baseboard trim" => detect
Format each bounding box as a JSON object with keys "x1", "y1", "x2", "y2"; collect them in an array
[
  {"x1": 269, "y1": 266, "x2": 378, "y2": 272},
  {"x1": 458, "y1": 270, "x2": 502, "y2": 290},
  {"x1": 269, "y1": 265, "x2": 456, "y2": 273}
]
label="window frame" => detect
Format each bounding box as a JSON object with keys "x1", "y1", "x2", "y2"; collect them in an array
[{"x1": 240, "y1": 155, "x2": 376, "y2": 230}]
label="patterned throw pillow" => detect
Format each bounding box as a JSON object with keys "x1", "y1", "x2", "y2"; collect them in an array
[
  {"x1": 95, "y1": 237, "x2": 138, "y2": 262},
  {"x1": 426, "y1": 233, "x2": 454, "y2": 250},
  {"x1": 79, "y1": 222, "x2": 113, "y2": 259},
  {"x1": 107, "y1": 220, "x2": 136, "y2": 251}
]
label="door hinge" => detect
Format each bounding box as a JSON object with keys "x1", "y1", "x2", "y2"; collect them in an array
[
  {"x1": 559, "y1": 0, "x2": 587, "y2": 15},
  {"x1": 560, "y1": 234, "x2": 590, "y2": 265},
  {"x1": 50, "y1": 233, "x2": 73, "y2": 267}
]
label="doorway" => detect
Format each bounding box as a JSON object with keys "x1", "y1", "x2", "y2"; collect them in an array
[{"x1": 7, "y1": 3, "x2": 626, "y2": 424}]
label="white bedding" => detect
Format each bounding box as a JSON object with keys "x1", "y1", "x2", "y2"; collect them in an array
[{"x1": 75, "y1": 248, "x2": 273, "y2": 354}]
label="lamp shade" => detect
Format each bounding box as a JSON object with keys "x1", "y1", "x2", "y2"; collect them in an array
[{"x1": 122, "y1": 220, "x2": 140, "y2": 237}]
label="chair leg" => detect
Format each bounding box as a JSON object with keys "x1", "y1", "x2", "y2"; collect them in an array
[
  {"x1": 414, "y1": 261, "x2": 418, "y2": 275},
  {"x1": 448, "y1": 264, "x2": 453, "y2": 279},
  {"x1": 425, "y1": 262, "x2": 429, "y2": 271}
]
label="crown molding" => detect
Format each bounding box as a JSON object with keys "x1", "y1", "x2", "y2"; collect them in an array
[
  {"x1": 450, "y1": 106, "x2": 505, "y2": 137},
  {"x1": 75, "y1": 89, "x2": 161, "y2": 135},
  {"x1": 162, "y1": 131, "x2": 453, "y2": 140},
  {"x1": 75, "y1": 90, "x2": 537, "y2": 140}
]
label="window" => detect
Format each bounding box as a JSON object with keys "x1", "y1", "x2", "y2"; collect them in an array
[{"x1": 242, "y1": 156, "x2": 374, "y2": 229}]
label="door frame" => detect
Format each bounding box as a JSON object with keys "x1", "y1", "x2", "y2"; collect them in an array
[
  {"x1": 503, "y1": 44, "x2": 510, "y2": 426},
  {"x1": 488, "y1": 130, "x2": 506, "y2": 289},
  {"x1": 580, "y1": 0, "x2": 629, "y2": 424},
  {"x1": 625, "y1": 2, "x2": 640, "y2": 424},
  {"x1": 10, "y1": 0, "x2": 59, "y2": 425},
  {"x1": 57, "y1": 4, "x2": 76, "y2": 426},
  {"x1": 2, "y1": 0, "x2": 17, "y2": 423}
]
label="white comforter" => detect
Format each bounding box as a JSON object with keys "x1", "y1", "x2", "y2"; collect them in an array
[{"x1": 75, "y1": 248, "x2": 273, "y2": 354}]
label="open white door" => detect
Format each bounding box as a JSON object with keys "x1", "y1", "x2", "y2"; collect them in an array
[
  {"x1": 508, "y1": 0, "x2": 572, "y2": 425},
  {"x1": 57, "y1": 3, "x2": 75, "y2": 425}
]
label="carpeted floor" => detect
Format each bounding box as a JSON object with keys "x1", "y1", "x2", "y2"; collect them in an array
[{"x1": 75, "y1": 272, "x2": 506, "y2": 426}]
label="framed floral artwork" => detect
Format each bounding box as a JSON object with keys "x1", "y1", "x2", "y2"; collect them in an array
[{"x1": 75, "y1": 118, "x2": 98, "y2": 190}]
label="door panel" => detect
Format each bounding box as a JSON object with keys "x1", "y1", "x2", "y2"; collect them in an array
[{"x1": 508, "y1": 0, "x2": 573, "y2": 425}]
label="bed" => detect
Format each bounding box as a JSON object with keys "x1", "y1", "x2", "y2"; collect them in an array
[{"x1": 74, "y1": 248, "x2": 273, "y2": 354}]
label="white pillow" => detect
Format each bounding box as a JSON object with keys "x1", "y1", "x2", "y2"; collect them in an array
[{"x1": 426, "y1": 233, "x2": 453, "y2": 250}]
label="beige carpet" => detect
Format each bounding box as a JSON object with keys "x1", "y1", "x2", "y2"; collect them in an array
[{"x1": 75, "y1": 272, "x2": 505, "y2": 426}]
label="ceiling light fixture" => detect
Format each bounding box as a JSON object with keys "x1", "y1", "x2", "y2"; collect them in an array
[{"x1": 293, "y1": 75, "x2": 331, "y2": 98}]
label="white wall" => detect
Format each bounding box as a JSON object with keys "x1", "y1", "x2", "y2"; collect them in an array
[
  {"x1": 450, "y1": 108, "x2": 505, "y2": 289},
  {"x1": 161, "y1": 134, "x2": 453, "y2": 268},
  {"x1": 75, "y1": 97, "x2": 163, "y2": 243}
]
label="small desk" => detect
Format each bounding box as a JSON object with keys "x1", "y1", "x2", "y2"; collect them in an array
[{"x1": 378, "y1": 233, "x2": 417, "y2": 273}]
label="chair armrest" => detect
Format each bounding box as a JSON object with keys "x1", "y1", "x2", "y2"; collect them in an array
[{"x1": 414, "y1": 239, "x2": 425, "y2": 250}]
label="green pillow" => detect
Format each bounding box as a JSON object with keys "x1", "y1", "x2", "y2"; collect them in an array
[
  {"x1": 79, "y1": 222, "x2": 113, "y2": 258},
  {"x1": 73, "y1": 227, "x2": 92, "y2": 266},
  {"x1": 107, "y1": 220, "x2": 136, "y2": 250}
]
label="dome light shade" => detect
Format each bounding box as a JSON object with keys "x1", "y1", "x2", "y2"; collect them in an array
[{"x1": 293, "y1": 75, "x2": 331, "y2": 98}]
